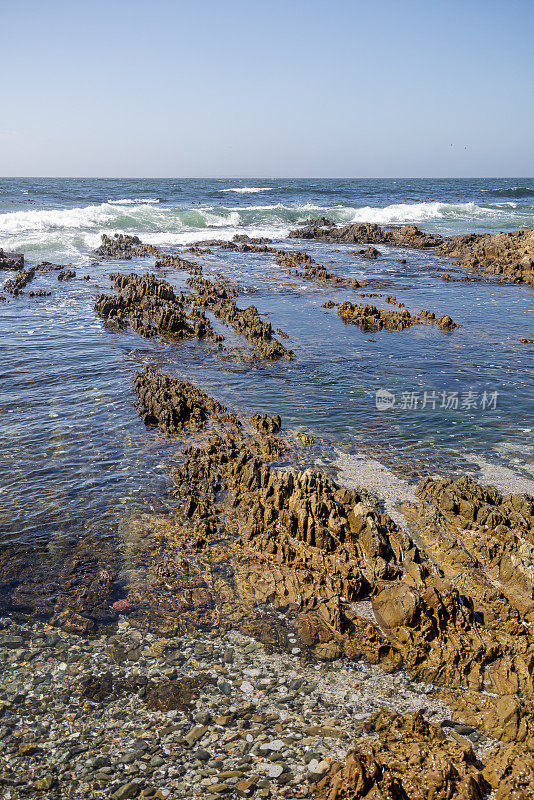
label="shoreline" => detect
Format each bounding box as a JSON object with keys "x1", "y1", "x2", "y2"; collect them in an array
[{"x1": 1, "y1": 221, "x2": 534, "y2": 798}]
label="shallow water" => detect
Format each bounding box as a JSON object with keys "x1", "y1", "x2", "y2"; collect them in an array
[{"x1": 0, "y1": 178, "x2": 533, "y2": 576}]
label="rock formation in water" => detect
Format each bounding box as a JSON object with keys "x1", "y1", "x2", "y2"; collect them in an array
[
  {"x1": 334, "y1": 301, "x2": 458, "y2": 332},
  {"x1": 94, "y1": 272, "x2": 219, "y2": 342},
  {"x1": 289, "y1": 222, "x2": 534, "y2": 286},
  {"x1": 3, "y1": 268, "x2": 36, "y2": 295},
  {"x1": 96, "y1": 233, "x2": 159, "y2": 259},
  {"x1": 0, "y1": 249, "x2": 24, "y2": 270}
]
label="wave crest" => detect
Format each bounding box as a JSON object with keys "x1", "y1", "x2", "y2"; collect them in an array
[
  {"x1": 107, "y1": 197, "x2": 160, "y2": 205},
  {"x1": 220, "y1": 187, "x2": 272, "y2": 193},
  {"x1": 490, "y1": 187, "x2": 534, "y2": 198}
]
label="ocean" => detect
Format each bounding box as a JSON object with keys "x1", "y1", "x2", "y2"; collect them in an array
[{"x1": 0, "y1": 177, "x2": 533, "y2": 573}]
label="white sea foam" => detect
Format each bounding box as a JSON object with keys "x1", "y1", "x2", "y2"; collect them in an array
[
  {"x1": 333, "y1": 451, "x2": 417, "y2": 526},
  {"x1": 0, "y1": 199, "x2": 519, "y2": 239},
  {"x1": 1, "y1": 198, "x2": 530, "y2": 266},
  {"x1": 345, "y1": 201, "x2": 504, "y2": 224},
  {"x1": 220, "y1": 187, "x2": 272, "y2": 193},
  {"x1": 107, "y1": 198, "x2": 160, "y2": 205},
  {"x1": 465, "y1": 454, "x2": 534, "y2": 495}
]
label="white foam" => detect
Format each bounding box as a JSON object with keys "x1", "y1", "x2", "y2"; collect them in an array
[
  {"x1": 466, "y1": 454, "x2": 534, "y2": 495},
  {"x1": 345, "y1": 201, "x2": 504, "y2": 225},
  {"x1": 333, "y1": 451, "x2": 417, "y2": 526},
  {"x1": 220, "y1": 187, "x2": 272, "y2": 193},
  {"x1": 107, "y1": 198, "x2": 160, "y2": 205}
]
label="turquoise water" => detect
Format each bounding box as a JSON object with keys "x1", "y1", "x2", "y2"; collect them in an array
[{"x1": 0, "y1": 178, "x2": 532, "y2": 561}]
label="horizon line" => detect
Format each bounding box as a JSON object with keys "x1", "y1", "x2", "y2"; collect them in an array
[{"x1": 1, "y1": 175, "x2": 533, "y2": 181}]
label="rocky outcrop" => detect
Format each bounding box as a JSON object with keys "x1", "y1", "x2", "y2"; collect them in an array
[
  {"x1": 290, "y1": 222, "x2": 442, "y2": 249},
  {"x1": 354, "y1": 246, "x2": 381, "y2": 259},
  {"x1": 483, "y1": 742, "x2": 534, "y2": 799},
  {"x1": 133, "y1": 366, "x2": 241, "y2": 435},
  {"x1": 187, "y1": 273, "x2": 293, "y2": 360},
  {"x1": 0, "y1": 249, "x2": 24, "y2": 270},
  {"x1": 437, "y1": 229, "x2": 534, "y2": 286},
  {"x1": 250, "y1": 413, "x2": 281, "y2": 435},
  {"x1": 312, "y1": 712, "x2": 488, "y2": 800},
  {"x1": 94, "y1": 273, "x2": 219, "y2": 342},
  {"x1": 155, "y1": 254, "x2": 203, "y2": 275},
  {"x1": 334, "y1": 301, "x2": 458, "y2": 332},
  {"x1": 96, "y1": 233, "x2": 159, "y2": 259},
  {"x1": 297, "y1": 217, "x2": 336, "y2": 228},
  {"x1": 274, "y1": 250, "x2": 344, "y2": 285},
  {"x1": 416, "y1": 475, "x2": 534, "y2": 606},
  {"x1": 289, "y1": 222, "x2": 534, "y2": 286},
  {"x1": 4, "y1": 268, "x2": 36, "y2": 295},
  {"x1": 57, "y1": 269, "x2": 76, "y2": 281}
]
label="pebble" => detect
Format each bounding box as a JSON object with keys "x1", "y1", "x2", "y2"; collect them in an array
[{"x1": 0, "y1": 618, "x2": 484, "y2": 800}]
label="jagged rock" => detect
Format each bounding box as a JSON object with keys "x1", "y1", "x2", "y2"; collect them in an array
[
  {"x1": 312, "y1": 712, "x2": 488, "y2": 800},
  {"x1": 290, "y1": 222, "x2": 442, "y2": 249},
  {"x1": 333, "y1": 302, "x2": 458, "y2": 332},
  {"x1": 187, "y1": 273, "x2": 292, "y2": 360},
  {"x1": 355, "y1": 247, "x2": 381, "y2": 259},
  {"x1": 155, "y1": 253, "x2": 203, "y2": 274},
  {"x1": 58, "y1": 269, "x2": 76, "y2": 281},
  {"x1": 438, "y1": 229, "x2": 534, "y2": 286},
  {"x1": 95, "y1": 272, "x2": 218, "y2": 342},
  {"x1": 95, "y1": 233, "x2": 159, "y2": 259},
  {"x1": 483, "y1": 743, "x2": 534, "y2": 799},
  {"x1": 250, "y1": 413, "x2": 281, "y2": 435},
  {"x1": 133, "y1": 366, "x2": 241, "y2": 434},
  {"x1": 4, "y1": 268, "x2": 36, "y2": 295},
  {"x1": 416, "y1": 476, "x2": 534, "y2": 605},
  {"x1": 0, "y1": 249, "x2": 24, "y2": 270},
  {"x1": 274, "y1": 250, "x2": 344, "y2": 285},
  {"x1": 297, "y1": 217, "x2": 336, "y2": 228}
]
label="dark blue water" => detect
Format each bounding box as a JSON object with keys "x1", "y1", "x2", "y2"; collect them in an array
[{"x1": 0, "y1": 178, "x2": 533, "y2": 559}]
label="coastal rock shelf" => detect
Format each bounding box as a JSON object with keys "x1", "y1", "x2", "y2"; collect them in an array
[
  {"x1": 289, "y1": 221, "x2": 534, "y2": 286},
  {"x1": 115, "y1": 367, "x2": 534, "y2": 755}
]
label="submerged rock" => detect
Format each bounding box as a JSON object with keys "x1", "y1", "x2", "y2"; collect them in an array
[{"x1": 3, "y1": 267, "x2": 36, "y2": 295}]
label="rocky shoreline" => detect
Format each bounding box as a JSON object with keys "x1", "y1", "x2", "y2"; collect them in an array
[
  {"x1": 1, "y1": 224, "x2": 534, "y2": 798},
  {"x1": 289, "y1": 221, "x2": 534, "y2": 286}
]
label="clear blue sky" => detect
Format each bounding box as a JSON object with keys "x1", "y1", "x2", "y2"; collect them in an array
[{"x1": 2, "y1": 0, "x2": 533, "y2": 178}]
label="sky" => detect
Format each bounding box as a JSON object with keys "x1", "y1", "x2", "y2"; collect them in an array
[{"x1": 2, "y1": 0, "x2": 533, "y2": 178}]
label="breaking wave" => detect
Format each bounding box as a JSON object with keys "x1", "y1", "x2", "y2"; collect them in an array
[
  {"x1": 1, "y1": 199, "x2": 532, "y2": 265},
  {"x1": 220, "y1": 187, "x2": 273, "y2": 193},
  {"x1": 107, "y1": 197, "x2": 160, "y2": 205}
]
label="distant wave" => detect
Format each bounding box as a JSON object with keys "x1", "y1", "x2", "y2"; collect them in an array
[
  {"x1": 220, "y1": 187, "x2": 272, "y2": 193},
  {"x1": 107, "y1": 197, "x2": 160, "y2": 204},
  {"x1": 489, "y1": 187, "x2": 534, "y2": 198}
]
